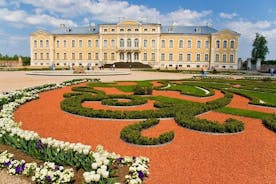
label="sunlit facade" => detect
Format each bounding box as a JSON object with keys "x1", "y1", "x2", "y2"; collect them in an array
[{"x1": 30, "y1": 20, "x2": 240, "y2": 69}]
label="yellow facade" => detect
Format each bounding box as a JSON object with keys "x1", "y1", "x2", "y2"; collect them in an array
[{"x1": 30, "y1": 20, "x2": 239, "y2": 69}]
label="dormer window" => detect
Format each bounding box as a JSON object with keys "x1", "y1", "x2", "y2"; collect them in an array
[
  {"x1": 144, "y1": 28, "x2": 148, "y2": 31},
  {"x1": 104, "y1": 28, "x2": 107, "y2": 32},
  {"x1": 135, "y1": 28, "x2": 139, "y2": 32},
  {"x1": 120, "y1": 29, "x2": 124, "y2": 32},
  {"x1": 194, "y1": 27, "x2": 201, "y2": 33},
  {"x1": 111, "y1": 28, "x2": 115, "y2": 32},
  {"x1": 127, "y1": 29, "x2": 131, "y2": 32},
  {"x1": 152, "y1": 28, "x2": 156, "y2": 32}
]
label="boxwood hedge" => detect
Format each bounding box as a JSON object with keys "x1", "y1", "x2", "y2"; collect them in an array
[{"x1": 120, "y1": 119, "x2": 174, "y2": 145}]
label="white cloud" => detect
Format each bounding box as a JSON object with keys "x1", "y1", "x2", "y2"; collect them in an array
[
  {"x1": 0, "y1": 8, "x2": 76, "y2": 27},
  {"x1": 14, "y1": 0, "x2": 212, "y2": 26},
  {"x1": 219, "y1": 12, "x2": 237, "y2": 19}
]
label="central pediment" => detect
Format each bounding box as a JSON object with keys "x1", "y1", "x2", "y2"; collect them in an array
[{"x1": 117, "y1": 20, "x2": 141, "y2": 26}]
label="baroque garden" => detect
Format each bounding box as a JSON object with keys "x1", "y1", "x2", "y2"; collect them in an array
[{"x1": 0, "y1": 75, "x2": 275, "y2": 183}]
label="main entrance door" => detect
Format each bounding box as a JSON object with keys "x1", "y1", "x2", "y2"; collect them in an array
[{"x1": 127, "y1": 52, "x2": 132, "y2": 62}]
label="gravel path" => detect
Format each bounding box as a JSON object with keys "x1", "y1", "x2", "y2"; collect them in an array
[{"x1": 13, "y1": 84, "x2": 276, "y2": 184}]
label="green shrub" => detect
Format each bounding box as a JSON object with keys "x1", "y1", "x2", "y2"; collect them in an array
[
  {"x1": 120, "y1": 119, "x2": 174, "y2": 145},
  {"x1": 101, "y1": 95, "x2": 147, "y2": 106},
  {"x1": 263, "y1": 114, "x2": 276, "y2": 132},
  {"x1": 133, "y1": 85, "x2": 152, "y2": 95}
]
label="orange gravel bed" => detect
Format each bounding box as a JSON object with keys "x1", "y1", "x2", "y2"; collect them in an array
[
  {"x1": 82, "y1": 100, "x2": 157, "y2": 111},
  {"x1": 94, "y1": 87, "x2": 133, "y2": 95},
  {"x1": 152, "y1": 89, "x2": 224, "y2": 103},
  {"x1": 14, "y1": 86, "x2": 276, "y2": 184},
  {"x1": 151, "y1": 81, "x2": 163, "y2": 87},
  {"x1": 115, "y1": 81, "x2": 137, "y2": 86},
  {"x1": 228, "y1": 94, "x2": 276, "y2": 113}
]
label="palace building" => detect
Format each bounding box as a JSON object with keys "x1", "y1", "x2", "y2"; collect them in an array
[{"x1": 30, "y1": 20, "x2": 240, "y2": 69}]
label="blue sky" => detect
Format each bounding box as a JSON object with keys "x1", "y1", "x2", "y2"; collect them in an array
[{"x1": 0, "y1": 0, "x2": 276, "y2": 59}]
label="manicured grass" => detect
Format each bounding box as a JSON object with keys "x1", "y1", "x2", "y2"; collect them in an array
[
  {"x1": 116, "y1": 85, "x2": 135, "y2": 92},
  {"x1": 167, "y1": 84, "x2": 210, "y2": 97},
  {"x1": 216, "y1": 107, "x2": 271, "y2": 119}
]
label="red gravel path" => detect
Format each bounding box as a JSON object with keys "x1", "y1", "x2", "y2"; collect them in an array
[
  {"x1": 14, "y1": 86, "x2": 276, "y2": 184},
  {"x1": 94, "y1": 87, "x2": 133, "y2": 95},
  {"x1": 228, "y1": 94, "x2": 276, "y2": 113},
  {"x1": 151, "y1": 81, "x2": 163, "y2": 87},
  {"x1": 82, "y1": 100, "x2": 157, "y2": 111},
  {"x1": 152, "y1": 89, "x2": 224, "y2": 103}
]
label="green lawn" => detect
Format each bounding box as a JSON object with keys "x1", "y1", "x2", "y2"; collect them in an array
[
  {"x1": 166, "y1": 84, "x2": 211, "y2": 97},
  {"x1": 216, "y1": 107, "x2": 271, "y2": 119}
]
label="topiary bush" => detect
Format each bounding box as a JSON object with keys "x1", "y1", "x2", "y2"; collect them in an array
[
  {"x1": 120, "y1": 119, "x2": 174, "y2": 145},
  {"x1": 133, "y1": 85, "x2": 152, "y2": 95},
  {"x1": 101, "y1": 95, "x2": 147, "y2": 106}
]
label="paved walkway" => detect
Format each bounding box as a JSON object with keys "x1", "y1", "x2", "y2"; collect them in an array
[{"x1": 0, "y1": 70, "x2": 192, "y2": 92}]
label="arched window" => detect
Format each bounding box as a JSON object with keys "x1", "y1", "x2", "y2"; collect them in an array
[
  {"x1": 120, "y1": 39, "x2": 124, "y2": 47},
  {"x1": 223, "y1": 40, "x2": 227, "y2": 48},
  {"x1": 230, "y1": 40, "x2": 235, "y2": 49},
  {"x1": 127, "y1": 39, "x2": 131, "y2": 47},
  {"x1": 179, "y1": 40, "x2": 183, "y2": 48},
  {"x1": 216, "y1": 40, "x2": 220, "y2": 49},
  {"x1": 134, "y1": 39, "x2": 139, "y2": 48}
]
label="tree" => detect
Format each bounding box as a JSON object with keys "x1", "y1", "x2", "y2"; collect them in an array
[{"x1": 251, "y1": 33, "x2": 269, "y2": 64}]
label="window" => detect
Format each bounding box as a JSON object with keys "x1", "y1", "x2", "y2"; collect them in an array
[
  {"x1": 205, "y1": 40, "x2": 209, "y2": 49},
  {"x1": 187, "y1": 54, "x2": 191, "y2": 61},
  {"x1": 95, "y1": 40, "x2": 99, "y2": 47},
  {"x1": 120, "y1": 53, "x2": 124, "y2": 60},
  {"x1": 56, "y1": 53, "x2": 59, "y2": 60},
  {"x1": 144, "y1": 39, "x2": 147, "y2": 48},
  {"x1": 111, "y1": 53, "x2": 115, "y2": 60},
  {"x1": 230, "y1": 40, "x2": 235, "y2": 49},
  {"x1": 161, "y1": 40, "x2": 165, "y2": 48},
  {"x1": 134, "y1": 39, "x2": 139, "y2": 47},
  {"x1": 187, "y1": 40, "x2": 191, "y2": 48},
  {"x1": 143, "y1": 53, "x2": 147, "y2": 60},
  {"x1": 111, "y1": 29, "x2": 115, "y2": 32},
  {"x1": 151, "y1": 53, "x2": 155, "y2": 61},
  {"x1": 230, "y1": 54, "x2": 234, "y2": 62},
  {"x1": 152, "y1": 39, "x2": 156, "y2": 48},
  {"x1": 135, "y1": 28, "x2": 139, "y2": 32},
  {"x1": 169, "y1": 40, "x2": 173, "y2": 48},
  {"x1": 34, "y1": 40, "x2": 37, "y2": 48},
  {"x1": 215, "y1": 54, "x2": 219, "y2": 62},
  {"x1": 79, "y1": 40, "x2": 83, "y2": 48},
  {"x1": 88, "y1": 40, "x2": 92, "y2": 48},
  {"x1": 95, "y1": 53, "x2": 99, "y2": 60},
  {"x1": 223, "y1": 40, "x2": 227, "y2": 48},
  {"x1": 46, "y1": 53, "x2": 49, "y2": 60},
  {"x1": 63, "y1": 40, "x2": 66, "y2": 48},
  {"x1": 88, "y1": 53, "x2": 91, "y2": 60},
  {"x1": 72, "y1": 53, "x2": 75, "y2": 60},
  {"x1": 196, "y1": 54, "x2": 200, "y2": 61},
  {"x1": 127, "y1": 39, "x2": 131, "y2": 47},
  {"x1": 111, "y1": 40, "x2": 115, "y2": 48},
  {"x1": 127, "y1": 29, "x2": 131, "y2": 32},
  {"x1": 40, "y1": 53, "x2": 43, "y2": 60},
  {"x1": 79, "y1": 53, "x2": 82, "y2": 60},
  {"x1": 134, "y1": 53, "x2": 139, "y2": 60},
  {"x1": 104, "y1": 28, "x2": 107, "y2": 32},
  {"x1": 34, "y1": 53, "x2": 37, "y2": 60},
  {"x1": 161, "y1": 53, "x2": 165, "y2": 61},
  {"x1": 169, "y1": 53, "x2": 173, "y2": 61},
  {"x1": 144, "y1": 28, "x2": 148, "y2": 31},
  {"x1": 152, "y1": 28, "x2": 156, "y2": 32},
  {"x1": 104, "y1": 53, "x2": 107, "y2": 60},
  {"x1": 223, "y1": 54, "x2": 226, "y2": 62},
  {"x1": 72, "y1": 40, "x2": 75, "y2": 48},
  {"x1": 120, "y1": 39, "x2": 124, "y2": 47},
  {"x1": 205, "y1": 54, "x2": 209, "y2": 62},
  {"x1": 120, "y1": 29, "x2": 124, "y2": 32},
  {"x1": 197, "y1": 40, "x2": 201, "y2": 49},
  {"x1": 64, "y1": 53, "x2": 67, "y2": 60},
  {"x1": 179, "y1": 40, "x2": 183, "y2": 48},
  {"x1": 46, "y1": 40, "x2": 49, "y2": 48},
  {"x1": 40, "y1": 40, "x2": 43, "y2": 48},
  {"x1": 179, "y1": 53, "x2": 183, "y2": 61},
  {"x1": 56, "y1": 40, "x2": 60, "y2": 48},
  {"x1": 104, "y1": 40, "x2": 108, "y2": 48},
  {"x1": 216, "y1": 40, "x2": 220, "y2": 49}
]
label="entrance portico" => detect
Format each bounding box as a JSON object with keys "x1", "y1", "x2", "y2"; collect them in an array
[{"x1": 118, "y1": 51, "x2": 139, "y2": 62}]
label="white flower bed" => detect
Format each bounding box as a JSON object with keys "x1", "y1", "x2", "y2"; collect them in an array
[{"x1": 0, "y1": 78, "x2": 150, "y2": 184}]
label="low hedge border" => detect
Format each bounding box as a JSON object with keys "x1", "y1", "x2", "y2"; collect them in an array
[
  {"x1": 101, "y1": 95, "x2": 147, "y2": 106},
  {"x1": 262, "y1": 114, "x2": 276, "y2": 132},
  {"x1": 120, "y1": 119, "x2": 174, "y2": 145}
]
